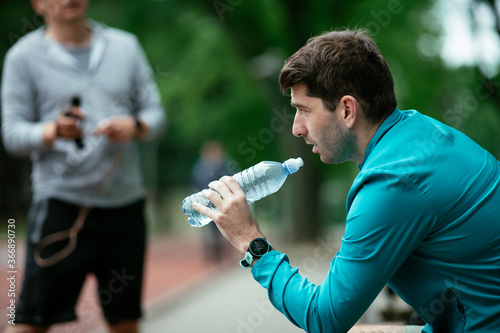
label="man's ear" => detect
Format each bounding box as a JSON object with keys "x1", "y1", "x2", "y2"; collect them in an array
[
  {"x1": 338, "y1": 95, "x2": 358, "y2": 129},
  {"x1": 32, "y1": 0, "x2": 44, "y2": 16}
]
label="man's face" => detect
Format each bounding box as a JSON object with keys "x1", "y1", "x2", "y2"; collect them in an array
[
  {"x1": 291, "y1": 84, "x2": 356, "y2": 165},
  {"x1": 33, "y1": 0, "x2": 88, "y2": 23}
]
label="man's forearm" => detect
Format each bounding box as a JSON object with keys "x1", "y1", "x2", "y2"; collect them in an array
[{"x1": 42, "y1": 121, "x2": 57, "y2": 146}]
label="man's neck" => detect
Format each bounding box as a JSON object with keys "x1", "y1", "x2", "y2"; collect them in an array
[
  {"x1": 353, "y1": 121, "x2": 382, "y2": 165},
  {"x1": 46, "y1": 19, "x2": 91, "y2": 48}
]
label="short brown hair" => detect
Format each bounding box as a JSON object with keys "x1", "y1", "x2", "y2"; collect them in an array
[{"x1": 279, "y1": 29, "x2": 397, "y2": 124}]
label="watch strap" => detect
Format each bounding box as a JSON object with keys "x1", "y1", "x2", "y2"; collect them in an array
[
  {"x1": 240, "y1": 238, "x2": 272, "y2": 269},
  {"x1": 240, "y1": 253, "x2": 252, "y2": 268}
]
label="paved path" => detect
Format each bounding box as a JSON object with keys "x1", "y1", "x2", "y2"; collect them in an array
[
  {"x1": 132, "y1": 241, "x2": 416, "y2": 333},
  {"x1": 0, "y1": 232, "x2": 239, "y2": 333},
  {"x1": 138, "y1": 263, "x2": 411, "y2": 333},
  {"x1": 1, "y1": 228, "x2": 420, "y2": 333}
]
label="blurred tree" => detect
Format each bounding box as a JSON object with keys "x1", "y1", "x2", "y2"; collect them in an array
[
  {"x1": 1, "y1": 0, "x2": 499, "y2": 238},
  {"x1": 470, "y1": 0, "x2": 500, "y2": 110},
  {"x1": 0, "y1": 1, "x2": 40, "y2": 217}
]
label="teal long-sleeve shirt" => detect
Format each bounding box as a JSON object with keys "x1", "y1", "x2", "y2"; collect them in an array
[{"x1": 252, "y1": 109, "x2": 500, "y2": 332}]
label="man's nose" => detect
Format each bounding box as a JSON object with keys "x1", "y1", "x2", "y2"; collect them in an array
[{"x1": 292, "y1": 111, "x2": 306, "y2": 137}]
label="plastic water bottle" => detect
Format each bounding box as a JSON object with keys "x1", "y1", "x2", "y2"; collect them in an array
[{"x1": 182, "y1": 157, "x2": 304, "y2": 227}]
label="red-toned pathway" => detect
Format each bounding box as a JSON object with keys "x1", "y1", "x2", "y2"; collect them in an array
[{"x1": 0, "y1": 233, "x2": 237, "y2": 333}]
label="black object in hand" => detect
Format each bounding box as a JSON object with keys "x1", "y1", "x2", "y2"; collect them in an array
[{"x1": 66, "y1": 96, "x2": 84, "y2": 149}]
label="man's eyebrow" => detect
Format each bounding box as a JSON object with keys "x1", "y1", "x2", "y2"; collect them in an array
[{"x1": 291, "y1": 102, "x2": 307, "y2": 109}]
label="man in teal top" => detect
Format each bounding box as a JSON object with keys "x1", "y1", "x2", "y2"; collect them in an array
[{"x1": 194, "y1": 29, "x2": 500, "y2": 332}]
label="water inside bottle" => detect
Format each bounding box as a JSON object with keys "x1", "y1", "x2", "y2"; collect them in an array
[
  {"x1": 182, "y1": 194, "x2": 216, "y2": 227},
  {"x1": 182, "y1": 157, "x2": 304, "y2": 227}
]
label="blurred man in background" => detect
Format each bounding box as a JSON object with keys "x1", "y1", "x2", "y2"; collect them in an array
[
  {"x1": 190, "y1": 141, "x2": 233, "y2": 262},
  {"x1": 194, "y1": 29, "x2": 500, "y2": 332},
  {"x1": 1, "y1": 0, "x2": 165, "y2": 332}
]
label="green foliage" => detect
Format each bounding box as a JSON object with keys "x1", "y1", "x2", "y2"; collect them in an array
[
  {"x1": 89, "y1": 1, "x2": 278, "y2": 186},
  {"x1": 1, "y1": 0, "x2": 499, "y2": 228}
]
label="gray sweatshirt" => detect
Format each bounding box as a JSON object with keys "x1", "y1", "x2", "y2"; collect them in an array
[{"x1": 1, "y1": 21, "x2": 166, "y2": 207}]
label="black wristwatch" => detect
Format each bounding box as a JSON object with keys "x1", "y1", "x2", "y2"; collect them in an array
[{"x1": 240, "y1": 238, "x2": 273, "y2": 268}]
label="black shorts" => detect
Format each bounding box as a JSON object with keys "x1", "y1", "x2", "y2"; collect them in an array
[{"x1": 17, "y1": 198, "x2": 146, "y2": 325}]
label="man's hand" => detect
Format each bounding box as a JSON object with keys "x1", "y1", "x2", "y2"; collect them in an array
[
  {"x1": 94, "y1": 116, "x2": 147, "y2": 142},
  {"x1": 58, "y1": 106, "x2": 86, "y2": 139},
  {"x1": 43, "y1": 106, "x2": 86, "y2": 146},
  {"x1": 193, "y1": 176, "x2": 265, "y2": 255}
]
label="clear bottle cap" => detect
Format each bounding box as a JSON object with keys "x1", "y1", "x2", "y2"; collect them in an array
[{"x1": 283, "y1": 157, "x2": 304, "y2": 174}]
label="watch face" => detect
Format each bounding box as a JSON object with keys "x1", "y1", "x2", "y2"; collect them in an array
[{"x1": 249, "y1": 238, "x2": 270, "y2": 256}]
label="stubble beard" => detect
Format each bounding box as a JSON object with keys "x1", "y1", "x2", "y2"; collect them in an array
[{"x1": 321, "y1": 124, "x2": 358, "y2": 165}]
